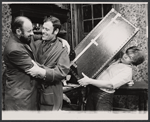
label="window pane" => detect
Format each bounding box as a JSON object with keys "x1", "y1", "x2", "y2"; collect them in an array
[
  {"x1": 83, "y1": 5, "x2": 92, "y2": 19},
  {"x1": 94, "y1": 19, "x2": 101, "y2": 27},
  {"x1": 93, "y1": 4, "x2": 102, "y2": 18},
  {"x1": 103, "y1": 4, "x2": 112, "y2": 16},
  {"x1": 84, "y1": 20, "x2": 92, "y2": 33}
]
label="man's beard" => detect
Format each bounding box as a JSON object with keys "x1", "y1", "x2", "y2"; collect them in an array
[{"x1": 20, "y1": 35, "x2": 31, "y2": 45}]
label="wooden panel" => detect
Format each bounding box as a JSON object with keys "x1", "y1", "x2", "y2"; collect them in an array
[{"x1": 72, "y1": 8, "x2": 139, "y2": 79}]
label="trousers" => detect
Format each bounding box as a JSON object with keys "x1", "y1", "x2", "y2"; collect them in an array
[{"x1": 85, "y1": 86, "x2": 114, "y2": 111}]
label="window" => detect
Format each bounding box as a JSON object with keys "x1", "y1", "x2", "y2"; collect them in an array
[{"x1": 82, "y1": 4, "x2": 112, "y2": 34}]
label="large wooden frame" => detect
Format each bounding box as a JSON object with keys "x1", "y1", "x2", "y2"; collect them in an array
[{"x1": 71, "y1": 8, "x2": 139, "y2": 79}]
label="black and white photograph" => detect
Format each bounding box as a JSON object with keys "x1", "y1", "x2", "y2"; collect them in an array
[{"x1": 1, "y1": 1, "x2": 148, "y2": 120}]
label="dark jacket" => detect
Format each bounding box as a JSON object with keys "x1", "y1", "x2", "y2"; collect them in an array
[
  {"x1": 33, "y1": 37, "x2": 70, "y2": 110},
  {"x1": 3, "y1": 33, "x2": 37, "y2": 110}
]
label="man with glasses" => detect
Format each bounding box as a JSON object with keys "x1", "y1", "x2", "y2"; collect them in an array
[{"x1": 78, "y1": 46, "x2": 145, "y2": 111}]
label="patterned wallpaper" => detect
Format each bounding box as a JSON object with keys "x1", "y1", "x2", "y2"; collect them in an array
[
  {"x1": 119, "y1": 4, "x2": 148, "y2": 83},
  {"x1": 2, "y1": 4, "x2": 11, "y2": 52},
  {"x1": 2, "y1": 4, "x2": 12, "y2": 110},
  {"x1": 2, "y1": 4, "x2": 12, "y2": 73},
  {"x1": 113, "y1": 4, "x2": 148, "y2": 110}
]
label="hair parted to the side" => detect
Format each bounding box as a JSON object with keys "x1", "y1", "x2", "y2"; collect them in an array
[
  {"x1": 126, "y1": 46, "x2": 145, "y2": 66},
  {"x1": 11, "y1": 16, "x2": 31, "y2": 34},
  {"x1": 43, "y1": 15, "x2": 61, "y2": 32}
]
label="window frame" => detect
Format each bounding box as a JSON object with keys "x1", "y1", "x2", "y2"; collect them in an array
[
  {"x1": 71, "y1": 4, "x2": 118, "y2": 48},
  {"x1": 81, "y1": 4, "x2": 113, "y2": 35}
]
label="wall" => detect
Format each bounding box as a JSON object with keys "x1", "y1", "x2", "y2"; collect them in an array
[
  {"x1": 2, "y1": 4, "x2": 12, "y2": 110},
  {"x1": 113, "y1": 3, "x2": 148, "y2": 110},
  {"x1": 2, "y1": 4, "x2": 12, "y2": 72},
  {"x1": 2, "y1": 4, "x2": 11, "y2": 52},
  {"x1": 119, "y1": 3, "x2": 148, "y2": 84}
]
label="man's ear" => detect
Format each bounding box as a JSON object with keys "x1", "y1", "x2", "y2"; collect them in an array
[
  {"x1": 16, "y1": 28, "x2": 22, "y2": 35},
  {"x1": 54, "y1": 28, "x2": 59, "y2": 35}
]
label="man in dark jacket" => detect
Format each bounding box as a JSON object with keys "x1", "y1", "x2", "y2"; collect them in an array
[{"x1": 3, "y1": 16, "x2": 46, "y2": 110}]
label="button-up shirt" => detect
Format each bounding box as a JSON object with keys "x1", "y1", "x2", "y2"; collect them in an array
[{"x1": 97, "y1": 61, "x2": 132, "y2": 93}]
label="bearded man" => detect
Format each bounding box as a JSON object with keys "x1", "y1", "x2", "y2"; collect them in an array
[{"x1": 3, "y1": 16, "x2": 46, "y2": 110}]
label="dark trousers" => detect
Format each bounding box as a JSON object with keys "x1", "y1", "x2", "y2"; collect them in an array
[{"x1": 85, "y1": 87, "x2": 114, "y2": 111}]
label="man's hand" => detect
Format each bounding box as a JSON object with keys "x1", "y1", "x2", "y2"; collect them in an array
[
  {"x1": 58, "y1": 37, "x2": 70, "y2": 54},
  {"x1": 26, "y1": 60, "x2": 46, "y2": 78},
  {"x1": 78, "y1": 73, "x2": 90, "y2": 87}
]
